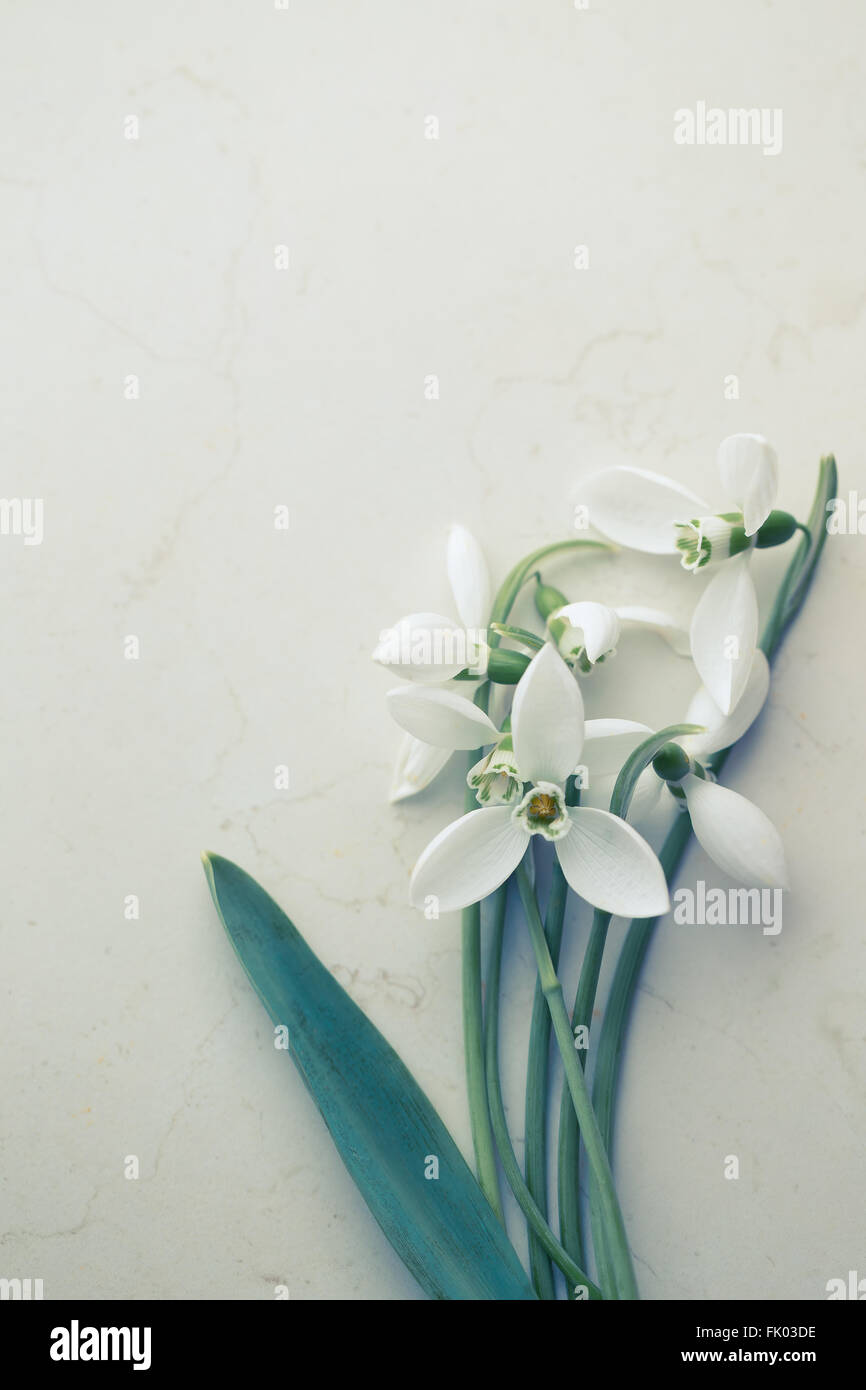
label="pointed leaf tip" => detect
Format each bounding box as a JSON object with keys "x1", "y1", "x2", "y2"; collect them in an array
[{"x1": 202, "y1": 854, "x2": 536, "y2": 1301}]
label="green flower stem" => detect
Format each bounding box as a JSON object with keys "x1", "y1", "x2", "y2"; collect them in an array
[
  {"x1": 461, "y1": 680, "x2": 504, "y2": 1222},
  {"x1": 588, "y1": 816, "x2": 693, "y2": 1278},
  {"x1": 461, "y1": 905, "x2": 503, "y2": 1221},
  {"x1": 524, "y1": 855, "x2": 569, "y2": 1299},
  {"x1": 493, "y1": 540, "x2": 612, "y2": 627},
  {"x1": 515, "y1": 861, "x2": 638, "y2": 1300},
  {"x1": 460, "y1": 535, "x2": 611, "y2": 1221},
  {"x1": 484, "y1": 878, "x2": 603, "y2": 1300},
  {"x1": 588, "y1": 455, "x2": 838, "y2": 1280},
  {"x1": 771, "y1": 456, "x2": 836, "y2": 648},
  {"x1": 557, "y1": 906, "x2": 612, "y2": 1286},
  {"x1": 555, "y1": 725, "x2": 704, "y2": 1292}
]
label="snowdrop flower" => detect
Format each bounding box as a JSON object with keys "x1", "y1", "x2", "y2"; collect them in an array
[
  {"x1": 547, "y1": 600, "x2": 691, "y2": 672},
  {"x1": 568, "y1": 652, "x2": 786, "y2": 888},
  {"x1": 579, "y1": 435, "x2": 796, "y2": 715},
  {"x1": 378, "y1": 525, "x2": 491, "y2": 801},
  {"x1": 388, "y1": 676, "x2": 671, "y2": 813},
  {"x1": 643, "y1": 652, "x2": 788, "y2": 889},
  {"x1": 386, "y1": 684, "x2": 517, "y2": 804},
  {"x1": 676, "y1": 648, "x2": 772, "y2": 765},
  {"x1": 373, "y1": 524, "x2": 490, "y2": 684},
  {"x1": 387, "y1": 681, "x2": 653, "y2": 811},
  {"x1": 408, "y1": 644, "x2": 670, "y2": 917}
]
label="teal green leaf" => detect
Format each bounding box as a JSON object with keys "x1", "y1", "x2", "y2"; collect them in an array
[{"x1": 202, "y1": 853, "x2": 536, "y2": 1302}]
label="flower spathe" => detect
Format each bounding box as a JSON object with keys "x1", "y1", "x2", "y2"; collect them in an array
[
  {"x1": 580, "y1": 434, "x2": 780, "y2": 715},
  {"x1": 409, "y1": 645, "x2": 671, "y2": 918}
]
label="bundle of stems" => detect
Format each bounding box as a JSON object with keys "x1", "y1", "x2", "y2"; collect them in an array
[{"x1": 460, "y1": 457, "x2": 836, "y2": 1300}]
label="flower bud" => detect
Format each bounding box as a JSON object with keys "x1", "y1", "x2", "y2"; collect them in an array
[
  {"x1": 755, "y1": 509, "x2": 798, "y2": 549},
  {"x1": 548, "y1": 601, "x2": 620, "y2": 673}
]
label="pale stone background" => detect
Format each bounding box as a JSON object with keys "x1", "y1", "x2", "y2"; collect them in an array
[{"x1": 1, "y1": 1, "x2": 864, "y2": 1301}]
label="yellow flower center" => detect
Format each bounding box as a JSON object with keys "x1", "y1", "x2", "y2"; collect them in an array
[{"x1": 528, "y1": 793, "x2": 558, "y2": 822}]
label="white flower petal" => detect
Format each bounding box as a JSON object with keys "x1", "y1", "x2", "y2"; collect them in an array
[
  {"x1": 689, "y1": 555, "x2": 759, "y2": 716},
  {"x1": 682, "y1": 650, "x2": 770, "y2": 759},
  {"x1": 389, "y1": 736, "x2": 452, "y2": 802},
  {"x1": 446, "y1": 524, "x2": 491, "y2": 631},
  {"x1": 682, "y1": 774, "x2": 788, "y2": 888},
  {"x1": 583, "y1": 719, "x2": 653, "y2": 777},
  {"x1": 579, "y1": 466, "x2": 710, "y2": 554},
  {"x1": 554, "y1": 601, "x2": 621, "y2": 662},
  {"x1": 717, "y1": 434, "x2": 778, "y2": 536},
  {"x1": 511, "y1": 643, "x2": 585, "y2": 785},
  {"x1": 627, "y1": 770, "x2": 675, "y2": 841},
  {"x1": 386, "y1": 686, "x2": 500, "y2": 749},
  {"x1": 409, "y1": 807, "x2": 528, "y2": 913},
  {"x1": 554, "y1": 807, "x2": 670, "y2": 917},
  {"x1": 373, "y1": 611, "x2": 470, "y2": 683},
  {"x1": 572, "y1": 773, "x2": 615, "y2": 812},
  {"x1": 615, "y1": 605, "x2": 692, "y2": 656}
]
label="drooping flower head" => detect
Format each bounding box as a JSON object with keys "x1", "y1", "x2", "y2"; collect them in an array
[{"x1": 376, "y1": 524, "x2": 491, "y2": 800}]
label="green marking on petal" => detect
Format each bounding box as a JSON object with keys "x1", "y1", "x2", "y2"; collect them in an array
[{"x1": 674, "y1": 513, "x2": 750, "y2": 571}]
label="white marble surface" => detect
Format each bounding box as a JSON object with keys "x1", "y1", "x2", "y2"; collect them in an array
[{"x1": 1, "y1": 1, "x2": 864, "y2": 1301}]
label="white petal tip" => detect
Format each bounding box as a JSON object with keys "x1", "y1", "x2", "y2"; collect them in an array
[{"x1": 389, "y1": 784, "x2": 418, "y2": 804}]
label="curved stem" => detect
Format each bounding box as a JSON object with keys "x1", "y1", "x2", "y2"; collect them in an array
[
  {"x1": 461, "y1": 681, "x2": 503, "y2": 1220},
  {"x1": 516, "y1": 862, "x2": 638, "y2": 1300},
  {"x1": 588, "y1": 454, "x2": 838, "y2": 1279},
  {"x1": 460, "y1": 535, "x2": 611, "y2": 1224},
  {"x1": 524, "y1": 855, "x2": 568, "y2": 1298},
  {"x1": 494, "y1": 540, "x2": 612, "y2": 628},
  {"x1": 557, "y1": 906, "x2": 613, "y2": 1289},
  {"x1": 589, "y1": 813, "x2": 692, "y2": 1276},
  {"x1": 556, "y1": 725, "x2": 701, "y2": 1292},
  {"x1": 483, "y1": 877, "x2": 602, "y2": 1299},
  {"x1": 462, "y1": 902, "x2": 503, "y2": 1221}
]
